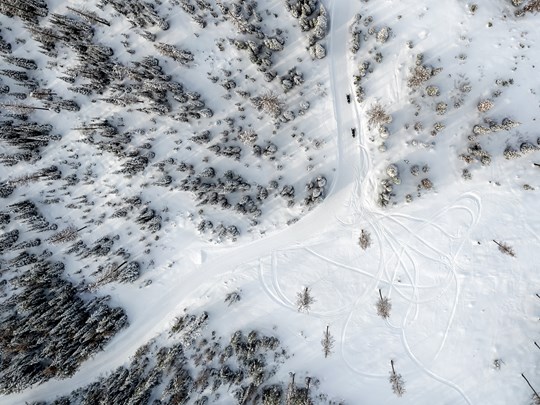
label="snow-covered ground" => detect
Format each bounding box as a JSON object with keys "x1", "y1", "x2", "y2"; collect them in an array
[{"x1": 1, "y1": 0, "x2": 539, "y2": 404}]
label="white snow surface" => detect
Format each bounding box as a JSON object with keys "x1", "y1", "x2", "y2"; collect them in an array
[{"x1": 1, "y1": 0, "x2": 540, "y2": 404}]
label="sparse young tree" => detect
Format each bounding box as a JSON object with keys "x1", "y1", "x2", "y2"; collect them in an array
[
  {"x1": 376, "y1": 289, "x2": 392, "y2": 319},
  {"x1": 321, "y1": 325, "x2": 335, "y2": 358},
  {"x1": 389, "y1": 360, "x2": 406, "y2": 397},
  {"x1": 296, "y1": 287, "x2": 315, "y2": 313},
  {"x1": 359, "y1": 229, "x2": 371, "y2": 250},
  {"x1": 224, "y1": 290, "x2": 242, "y2": 306},
  {"x1": 493, "y1": 240, "x2": 516, "y2": 257}
]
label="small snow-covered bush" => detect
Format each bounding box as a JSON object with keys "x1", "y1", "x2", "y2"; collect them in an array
[
  {"x1": 520, "y1": 141, "x2": 537, "y2": 154},
  {"x1": 435, "y1": 102, "x2": 447, "y2": 115},
  {"x1": 386, "y1": 164, "x2": 399, "y2": 179},
  {"x1": 477, "y1": 99, "x2": 494, "y2": 112},
  {"x1": 420, "y1": 178, "x2": 433, "y2": 190},
  {"x1": 425, "y1": 85, "x2": 440, "y2": 96},
  {"x1": 239, "y1": 128, "x2": 258, "y2": 145},
  {"x1": 296, "y1": 287, "x2": 315, "y2": 313},
  {"x1": 309, "y1": 43, "x2": 326, "y2": 59},
  {"x1": 376, "y1": 27, "x2": 390, "y2": 43},
  {"x1": 504, "y1": 146, "x2": 521, "y2": 160}
]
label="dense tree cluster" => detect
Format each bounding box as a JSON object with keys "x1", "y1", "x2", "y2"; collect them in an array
[
  {"x1": 0, "y1": 29, "x2": 12, "y2": 54},
  {"x1": 349, "y1": 13, "x2": 395, "y2": 103},
  {"x1": 303, "y1": 175, "x2": 326, "y2": 207},
  {"x1": 0, "y1": 193, "x2": 132, "y2": 394},
  {"x1": 180, "y1": 168, "x2": 266, "y2": 223},
  {"x1": 0, "y1": 0, "x2": 48, "y2": 23},
  {"x1": 8, "y1": 200, "x2": 57, "y2": 233},
  {"x1": 36, "y1": 312, "x2": 330, "y2": 405},
  {"x1": 214, "y1": 0, "x2": 289, "y2": 77},
  {"x1": 0, "y1": 257, "x2": 128, "y2": 393},
  {"x1": 0, "y1": 1, "x2": 334, "y2": 399},
  {"x1": 284, "y1": 0, "x2": 327, "y2": 59},
  {"x1": 177, "y1": 0, "x2": 215, "y2": 28},
  {"x1": 0, "y1": 165, "x2": 61, "y2": 197}
]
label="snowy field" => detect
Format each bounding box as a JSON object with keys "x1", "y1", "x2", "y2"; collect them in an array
[{"x1": 0, "y1": 0, "x2": 539, "y2": 404}]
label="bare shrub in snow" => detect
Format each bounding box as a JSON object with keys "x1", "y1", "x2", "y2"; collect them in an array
[
  {"x1": 408, "y1": 65, "x2": 433, "y2": 88},
  {"x1": 493, "y1": 240, "x2": 516, "y2": 257},
  {"x1": 359, "y1": 229, "x2": 371, "y2": 250},
  {"x1": 389, "y1": 360, "x2": 406, "y2": 397},
  {"x1": 367, "y1": 103, "x2": 392, "y2": 127},
  {"x1": 251, "y1": 91, "x2": 285, "y2": 119},
  {"x1": 296, "y1": 287, "x2": 315, "y2": 313},
  {"x1": 376, "y1": 289, "x2": 391, "y2": 319}
]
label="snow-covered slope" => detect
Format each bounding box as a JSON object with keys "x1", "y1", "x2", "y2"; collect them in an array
[{"x1": 0, "y1": 0, "x2": 539, "y2": 404}]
